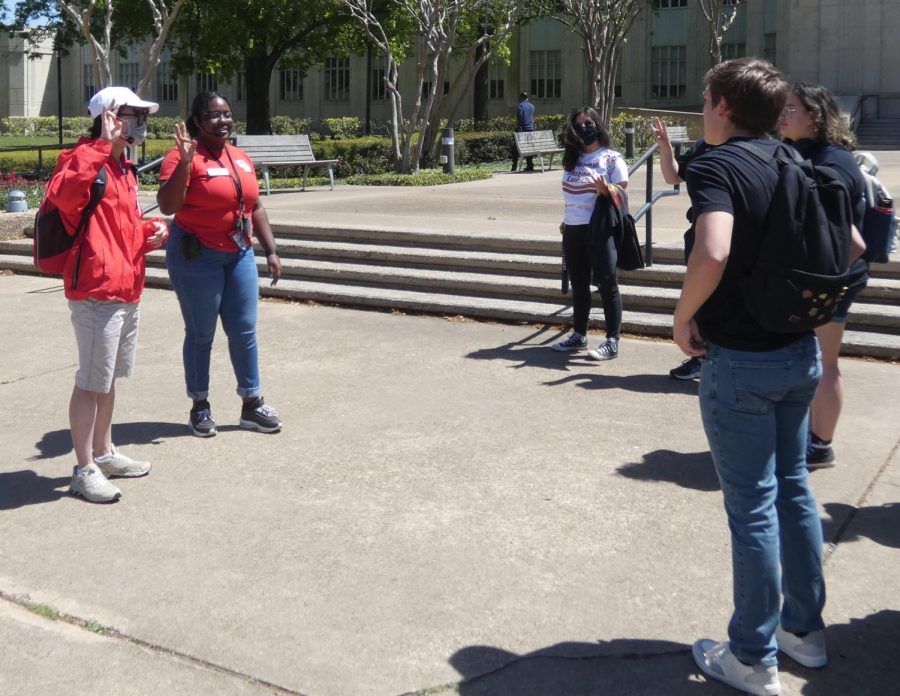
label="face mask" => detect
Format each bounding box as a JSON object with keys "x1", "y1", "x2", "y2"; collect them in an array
[
  {"x1": 577, "y1": 124, "x2": 599, "y2": 146},
  {"x1": 120, "y1": 116, "x2": 148, "y2": 146}
]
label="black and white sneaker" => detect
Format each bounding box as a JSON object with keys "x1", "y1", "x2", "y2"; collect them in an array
[
  {"x1": 587, "y1": 337, "x2": 619, "y2": 361},
  {"x1": 670, "y1": 356, "x2": 702, "y2": 380},
  {"x1": 806, "y1": 435, "x2": 835, "y2": 469},
  {"x1": 552, "y1": 332, "x2": 588, "y2": 352},
  {"x1": 240, "y1": 397, "x2": 283, "y2": 433},
  {"x1": 189, "y1": 400, "x2": 217, "y2": 437}
]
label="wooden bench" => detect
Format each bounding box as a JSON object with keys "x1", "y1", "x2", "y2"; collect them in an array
[
  {"x1": 514, "y1": 130, "x2": 564, "y2": 172},
  {"x1": 230, "y1": 134, "x2": 339, "y2": 194},
  {"x1": 665, "y1": 125, "x2": 692, "y2": 147}
]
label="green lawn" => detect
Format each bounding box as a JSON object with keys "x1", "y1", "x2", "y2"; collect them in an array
[{"x1": 0, "y1": 136, "x2": 76, "y2": 148}]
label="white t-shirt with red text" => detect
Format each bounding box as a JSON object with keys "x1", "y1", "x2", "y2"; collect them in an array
[{"x1": 562, "y1": 147, "x2": 628, "y2": 225}]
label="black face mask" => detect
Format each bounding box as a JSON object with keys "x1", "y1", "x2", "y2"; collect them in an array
[{"x1": 576, "y1": 124, "x2": 599, "y2": 146}]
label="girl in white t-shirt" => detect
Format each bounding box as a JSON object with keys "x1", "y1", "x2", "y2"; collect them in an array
[{"x1": 553, "y1": 107, "x2": 629, "y2": 360}]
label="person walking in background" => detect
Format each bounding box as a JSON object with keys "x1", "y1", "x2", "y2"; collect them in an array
[
  {"x1": 553, "y1": 107, "x2": 628, "y2": 361},
  {"x1": 651, "y1": 116, "x2": 711, "y2": 381},
  {"x1": 49, "y1": 86, "x2": 169, "y2": 503},
  {"x1": 157, "y1": 91, "x2": 283, "y2": 438},
  {"x1": 778, "y1": 82, "x2": 868, "y2": 469},
  {"x1": 511, "y1": 92, "x2": 535, "y2": 172},
  {"x1": 673, "y1": 58, "x2": 830, "y2": 695}
]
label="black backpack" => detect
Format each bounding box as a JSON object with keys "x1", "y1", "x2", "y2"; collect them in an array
[
  {"x1": 33, "y1": 166, "x2": 107, "y2": 289},
  {"x1": 734, "y1": 141, "x2": 853, "y2": 333}
]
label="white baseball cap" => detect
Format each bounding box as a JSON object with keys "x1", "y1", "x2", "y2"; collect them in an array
[{"x1": 88, "y1": 86, "x2": 159, "y2": 119}]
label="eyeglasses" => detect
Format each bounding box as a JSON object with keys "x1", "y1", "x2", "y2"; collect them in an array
[
  {"x1": 117, "y1": 108, "x2": 149, "y2": 125},
  {"x1": 781, "y1": 105, "x2": 798, "y2": 116},
  {"x1": 202, "y1": 110, "x2": 234, "y2": 121}
]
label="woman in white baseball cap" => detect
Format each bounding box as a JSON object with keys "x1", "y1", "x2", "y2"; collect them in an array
[{"x1": 88, "y1": 86, "x2": 159, "y2": 147}]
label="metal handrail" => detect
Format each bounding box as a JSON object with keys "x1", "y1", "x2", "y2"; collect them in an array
[
  {"x1": 626, "y1": 141, "x2": 683, "y2": 267},
  {"x1": 137, "y1": 156, "x2": 165, "y2": 217}
]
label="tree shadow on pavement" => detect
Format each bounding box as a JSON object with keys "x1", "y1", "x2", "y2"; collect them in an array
[
  {"x1": 465, "y1": 325, "x2": 583, "y2": 373},
  {"x1": 0, "y1": 470, "x2": 70, "y2": 510},
  {"x1": 616, "y1": 449, "x2": 719, "y2": 492},
  {"x1": 795, "y1": 610, "x2": 900, "y2": 696},
  {"x1": 542, "y1": 371, "x2": 699, "y2": 395},
  {"x1": 29, "y1": 421, "x2": 202, "y2": 460},
  {"x1": 822, "y1": 501, "x2": 900, "y2": 549},
  {"x1": 448, "y1": 639, "x2": 717, "y2": 696}
]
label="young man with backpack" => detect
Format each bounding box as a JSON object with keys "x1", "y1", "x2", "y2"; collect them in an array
[
  {"x1": 672, "y1": 58, "x2": 863, "y2": 695},
  {"x1": 45, "y1": 86, "x2": 168, "y2": 503}
]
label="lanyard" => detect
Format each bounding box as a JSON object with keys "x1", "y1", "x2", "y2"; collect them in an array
[{"x1": 202, "y1": 142, "x2": 245, "y2": 217}]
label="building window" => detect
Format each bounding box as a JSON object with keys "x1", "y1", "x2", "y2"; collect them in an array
[
  {"x1": 83, "y1": 64, "x2": 95, "y2": 103},
  {"x1": 529, "y1": 50, "x2": 561, "y2": 100},
  {"x1": 196, "y1": 73, "x2": 218, "y2": 95},
  {"x1": 488, "y1": 63, "x2": 504, "y2": 101},
  {"x1": 652, "y1": 0, "x2": 687, "y2": 8},
  {"x1": 119, "y1": 62, "x2": 139, "y2": 90},
  {"x1": 721, "y1": 42, "x2": 746, "y2": 60},
  {"x1": 279, "y1": 69, "x2": 304, "y2": 101},
  {"x1": 324, "y1": 56, "x2": 350, "y2": 101},
  {"x1": 371, "y1": 59, "x2": 386, "y2": 101},
  {"x1": 421, "y1": 80, "x2": 450, "y2": 100},
  {"x1": 651, "y1": 45, "x2": 686, "y2": 98},
  {"x1": 156, "y1": 61, "x2": 177, "y2": 102},
  {"x1": 764, "y1": 33, "x2": 776, "y2": 64}
]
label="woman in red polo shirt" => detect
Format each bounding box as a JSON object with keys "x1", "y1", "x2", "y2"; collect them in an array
[{"x1": 157, "y1": 91, "x2": 282, "y2": 437}]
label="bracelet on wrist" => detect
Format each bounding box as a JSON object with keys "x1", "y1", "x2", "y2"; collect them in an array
[{"x1": 265, "y1": 251, "x2": 278, "y2": 257}]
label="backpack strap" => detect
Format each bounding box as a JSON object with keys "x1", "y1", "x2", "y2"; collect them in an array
[
  {"x1": 732, "y1": 139, "x2": 802, "y2": 169},
  {"x1": 70, "y1": 166, "x2": 108, "y2": 289}
]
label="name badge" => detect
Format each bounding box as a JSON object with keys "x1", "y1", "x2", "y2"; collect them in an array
[{"x1": 207, "y1": 167, "x2": 230, "y2": 176}]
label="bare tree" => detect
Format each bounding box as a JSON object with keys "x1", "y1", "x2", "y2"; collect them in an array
[
  {"x1": 15, "y1": 0, "x2": 185, "y2": 98},
  {"x1": 136, "y1": 0, "x2": 187, "y2": 98},
  {"x1": 699, "y1": 0, "x2": 745, "y2": 66},
  {"x1": 343, "y1": 0, "x2": 521, "y2": 173},
  {"x1": 555, "y1": 0, "x2": 648, "y2": 128},
  {"x1": 58, "y1": 0, "x2": 114, "y2": 88}
]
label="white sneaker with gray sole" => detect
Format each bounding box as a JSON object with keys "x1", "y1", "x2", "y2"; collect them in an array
[
  {"x1": 94, "y1": 445, "x2": 151, "y2": 478},
  {"x1": 69, "y1": 463, "x2": 122, "y2": 503}
]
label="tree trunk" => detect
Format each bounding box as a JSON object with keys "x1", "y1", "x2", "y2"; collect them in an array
[
  {"x1": 244, "y1": 54, "x2": 273, "y2": 134},
  {"x1": 473, "y1": 40, "x2": 488, "y2": 123}
]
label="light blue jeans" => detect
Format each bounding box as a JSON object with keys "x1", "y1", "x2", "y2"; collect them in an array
[
  {"x1": 165, "y1": 222, "x2": 261, "y2": 400},
  {"x1": 699, "y1": 334, "x2": 825, "y2": 666}
]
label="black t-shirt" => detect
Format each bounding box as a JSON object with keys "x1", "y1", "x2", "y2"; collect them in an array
[
  {"x1": 790, "y1": 138, "x2": 869, "y2": 287},
  {"x1": 685, "y1": 135, "x2": 803, "y2": 351}
]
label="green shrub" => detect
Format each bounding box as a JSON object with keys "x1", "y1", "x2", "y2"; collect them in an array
[
  {"x1": 270, "y1": 116, "x2": 312, "y2": 135},
  {"x1": 343, "y1": 166, "x2": 493, "y2": 186},
  {"x1": 322, "y1": 117, "x2": 361, "y2": 140}
]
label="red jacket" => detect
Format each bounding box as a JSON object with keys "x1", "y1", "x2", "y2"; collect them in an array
[{"x1": 47, "y1": 137, "x2": 159, "y2": 303}]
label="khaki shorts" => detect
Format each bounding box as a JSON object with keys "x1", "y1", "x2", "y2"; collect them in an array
[{"x1": 69, "y1": 299, "x2": 140, "y2": 393}]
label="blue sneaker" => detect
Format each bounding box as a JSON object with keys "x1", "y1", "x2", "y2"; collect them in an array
[{"x1": 552, "y1": 332, "x2": 588, "y2": 352}]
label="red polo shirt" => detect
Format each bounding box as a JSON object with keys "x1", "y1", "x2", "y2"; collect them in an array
[{"x1": 159, "y1": 143, "x2": 260, "y2": 251}]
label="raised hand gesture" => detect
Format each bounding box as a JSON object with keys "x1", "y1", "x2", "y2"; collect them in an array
[
  {"x1": 650, "y1": 116, "x2": 672, "y2": 151},
  {"x1": 174, "y1": 121, "x2": 197, "y2": 163},
  {"x1": 100, "y1": 103, "x2": 123, "y2": 142}
]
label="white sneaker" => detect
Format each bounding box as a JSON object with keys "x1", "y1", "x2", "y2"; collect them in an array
[
  {"x1": 94, "y1": 445, "x2": 151, "y2": 478},
  {"x1": 69, "y1": 464, "x2": 122, "y2": 503},
  {"x1": 775, "y1": 625, "x2": 827, "y2": 668},
  {"x1": 693, "y1": 639, "x2": 780, "y2": 696}
]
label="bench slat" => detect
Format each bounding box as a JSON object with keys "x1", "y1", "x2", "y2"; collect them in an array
[{"x1": 231, "y1": 134, "x2": 337, "y2": 193}]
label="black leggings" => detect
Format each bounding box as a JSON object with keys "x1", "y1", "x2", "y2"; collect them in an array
[{"x1": 562, "y1": 223, "x2": 622, "y2": 338}]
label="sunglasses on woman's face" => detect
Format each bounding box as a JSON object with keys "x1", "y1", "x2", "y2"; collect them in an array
[{"x1": 117, "y1": 108, "x2": 149, "y2": 125}]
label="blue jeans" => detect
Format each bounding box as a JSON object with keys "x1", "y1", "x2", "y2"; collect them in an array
[
  {"x1": 165, "y1": 222, "x2": 261, "y2": 400},
  {"x1": 699, "y1": 334, "x2": 825, "y2": 666}
]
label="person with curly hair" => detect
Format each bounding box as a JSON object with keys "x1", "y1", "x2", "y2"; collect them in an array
[{"x1": 779, "y1": 82, "x2": 868, "y2": 468}]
